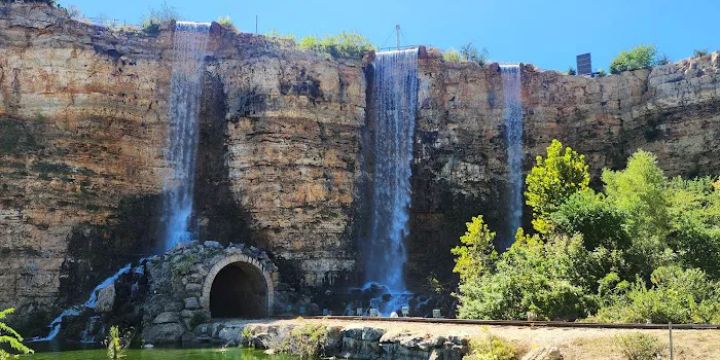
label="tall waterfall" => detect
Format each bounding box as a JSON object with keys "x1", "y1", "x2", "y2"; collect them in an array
[
  {"x1": 500, "y1": 65, "x2": 524, "y2": 248},
  {"x1": 162, "y1": 21, "x2": 210, "y2": 251},
  {"x1": 363, "y1": 49, "x2": 418, "y2": 314}
]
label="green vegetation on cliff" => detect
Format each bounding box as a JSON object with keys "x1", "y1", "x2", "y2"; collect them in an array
[
  {"x1": 609, "y1": 45, "x2": 659, "y2": 74},
  {"x1": 453, "y1": 140, "x2": 720, "y2": 323}
]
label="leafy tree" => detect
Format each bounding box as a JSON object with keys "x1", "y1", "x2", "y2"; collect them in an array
[
  {"x1": 451, "y1": 216, "x2": 498, "y2": 282},
  {"x1": 0, "y1": 308, "x2": 33, "y2": 360},
  {"x1": 141, "y1": 1, "x2": 178, "y2": 35},
  {"x1": 603, "y1": 150, "x2": 670, "y2": 274},
  {"x1": 567, "y1": 67, "x2": 576, "y2": 75},
  {"x1": 666, "y1": 177, "x2": 720, "y2": 278},
  {"x1": 550, "y1": 190, "x2": 630, "y2": 251},
  {"x1": 694, "y1": 49, "x2": 709, "y2": 57},
  {"x1": 443, "y1": 48, "x2": 462, "y2": 63},
  {"x1": 525, "y1": 139, "x2": 590, "y2": 233},
  {"x1": 595, "y1": 69, "x2": 607, "y2": 77},
  {"x1": 609, "y1": 45, "x2": 658, "y2": 74}
]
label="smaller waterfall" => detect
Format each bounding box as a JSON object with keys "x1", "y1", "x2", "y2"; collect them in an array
[
  {"x1": 162, "y1": 21, "x2": 211, "y2": 251},
  {"x1": 500, "y1": 65, "x2": 524, "y2": 248},
  {"x1": 363, "y1": 49, "x2": 419, "y2": 315},
  {"x1": 31, "y1": 263, "x2": 136, "y2": 342}
]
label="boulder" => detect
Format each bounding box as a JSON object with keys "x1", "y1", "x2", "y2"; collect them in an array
[
  {"x1": 144, "y1": 323, "x2": 185, "y2": 345},
  {"x1": 153, "y1": 312, "x2": 180, "y2": 324},
  {"x1": 95, "y1": 284, "x2": 115, "y2": 313}
]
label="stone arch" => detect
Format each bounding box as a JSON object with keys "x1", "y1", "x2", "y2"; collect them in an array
[{"x1": 200, "y1": 254, "x2": 274, "y2": 318}]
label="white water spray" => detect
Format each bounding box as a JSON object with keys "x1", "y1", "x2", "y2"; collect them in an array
[{"x1": 163, "y1": 21, "x2": 210, "y2": 251}]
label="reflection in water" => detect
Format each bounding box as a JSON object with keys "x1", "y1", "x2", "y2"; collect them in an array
[{"x1": 30, "y1": 347, "x2": 298, "y2": 360}]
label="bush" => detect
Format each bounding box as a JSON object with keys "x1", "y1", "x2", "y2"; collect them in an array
[
  {"x1": 278, "y1": 324, "x2": 328, "y2": 359},
  {"x1": 567, "y1": 67, "x2": 576, "y2": 75},
  {"x1": 465, "y1": 335, "x2": 518, "y2": 360},
  {"x1": 298, "y1": 32, "x2": 374, "y2": 59},
  {"x1": 451, "y1": 215, "x2": 498, "y2": 282},
  {"x1": 0, "y1": 308, "x2": 34, "y2": 359},
  {"x1": 443, "y1": 48, "x2": 462, "y2": 63},
  {"x1": 216, "y1": 16, "x2": 235, "y2": 31},
  {"x1": 596, "y1": 69, "x2": 607, "y2": 77},
  {"x1": 609, "y1": 45, "x2": 658, "y2": 74},
  {"x1": 615, "y1": 333, "x2": 663, "y2": 360}
]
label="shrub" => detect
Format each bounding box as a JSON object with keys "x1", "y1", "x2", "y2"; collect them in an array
[
  {"x1": 0, "y1": 308, "x2": 33, "y2": 359},
  {"x1": 615, "y1": 333, "x2": 663, "y2": 360},
  {"x1": 609, "y1": 45, "x2": 658, "y2": 74},
  {"x1": 596, "y1": 69, "x2": 607, "y2": 77},
  {"x1": 298, "y1": 32, "x2": 374, "y2": 59},
  {"x1": 465, "y1": 335, "x2": 518, "y2": 360},
  {"x1": 443, "y1": 48, "x2": 462, "y2": 63},
  {"x1": 278, "y1": 324, "x2": 328, "y2": 359},
  {"x1": 105, "y1": 326, "x2": 126, "y2": 360},
  {"x1": 216, "y1": 16, "x2": 236, "y2": 31},
  {"x1": 567, "y1": 67, "x2": 576, "y2": 75}
]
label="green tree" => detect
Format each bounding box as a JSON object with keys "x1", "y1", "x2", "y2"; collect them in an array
[
  {"x1": 666, "y1": 177, "x2": 720, "y2": 278},
  {"x1": 0, "y1": 308, "x2": 33, "y2": 360},
  {"x1": 525, "y1": 139, "x2": 590, "y2": 233},
  {"x1": 567, "y1": 66, "x2": 576, "y2": 75},
  {"x1": 216, "y1": 16, "x2": 236, "y2": 31},
  {"x1": 451, "y1": 216, "x2": 498, "y2": 282},
  {"x1": 609, "y1": 45, "x2": 658, "y2": 74},
  {"x1": 602, "y1": 150, "x2": 669, "y2": 274},
  {"x1": 550, "y1": 190, "x2": 630, "y2": 251}
]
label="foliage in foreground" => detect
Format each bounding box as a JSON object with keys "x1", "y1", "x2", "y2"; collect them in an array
[
  {"x1": 465, "y1": 334, "x2": 518, "y2": 360},
  {"x1": 609, "y1": 45, "x2": 658, "y2": 74},
  {"x1": 105, "y1": 325, "x2": 133, "y2": 360},
  {"x1": 0, "y1": 308, "x2": 33, "y2": 360},
  {"x1": 453, "y1": 139, "x2": 720, "y2": 323},
  {"x1": 277, "y1": 324, "x2": 328, "y2": 359},
  {"x1": 615, "y1": 333, "x2": 664, "y2": 360}
]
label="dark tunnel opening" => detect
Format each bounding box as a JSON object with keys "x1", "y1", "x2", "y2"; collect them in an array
[{"x1": 209, "y1": 262, "x2": 268, "y2": 318}]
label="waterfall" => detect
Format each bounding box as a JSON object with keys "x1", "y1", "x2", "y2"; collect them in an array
[
  {"x1": 500, "y1": 65, "x2": 524, "y2": 248},
  {"x1": 363, "y1": 49, "x2": 419, "y2": 314},
  {"x1": 162, "y1": 21, "x2": 210, "y2": 251}
]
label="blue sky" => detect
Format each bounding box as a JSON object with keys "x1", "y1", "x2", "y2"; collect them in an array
[{"x1": 61, "y1": 0, "x2": 719, "y2": 71}]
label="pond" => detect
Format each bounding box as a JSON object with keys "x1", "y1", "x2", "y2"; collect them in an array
[{"x1": 30, "y1": 347, "x2": 297, "y2": 360}]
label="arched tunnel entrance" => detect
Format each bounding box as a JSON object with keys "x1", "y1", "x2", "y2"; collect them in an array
[{"x1": 208, "y1": 261, "x2": 269, "y2": 318}]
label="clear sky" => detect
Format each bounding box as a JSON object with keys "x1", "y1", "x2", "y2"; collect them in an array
[{"x1": 60, "y1": 0, "x2": 719, "y2": 71}]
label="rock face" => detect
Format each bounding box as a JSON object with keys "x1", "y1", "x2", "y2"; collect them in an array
[{"x1": 1, "y1": 2, "x2": 719, "y2": 331}]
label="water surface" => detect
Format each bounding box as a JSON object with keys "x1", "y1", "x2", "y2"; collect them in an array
[{"x1": 30, "y1": 347, "x2": 294, "y2": 360}]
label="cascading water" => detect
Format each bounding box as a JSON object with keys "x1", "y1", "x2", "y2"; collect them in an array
[
  {"x1": 500, "y1": 65, "x2": 524, "y2": 248},
  {"x1": 31, "y1": 263, "x2": 136, "y2": 342},
  {"x1": 162, "y1": 21, "x2": 210, "y2": 251},
  {"x1": 362, "y1": 49, "x2": 419, "y2": 315}
]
